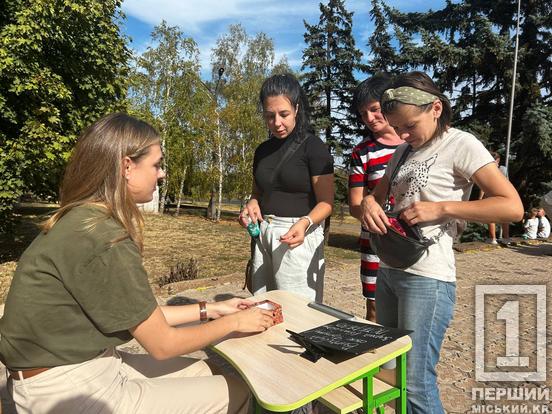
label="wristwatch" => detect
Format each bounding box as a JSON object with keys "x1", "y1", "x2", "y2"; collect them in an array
[
  {"x1": 199, "y1": 301, "x2": 208, "y2": 322},
  {"x1": 300, "y1": 215, "x2": 314, "y2": 232}
]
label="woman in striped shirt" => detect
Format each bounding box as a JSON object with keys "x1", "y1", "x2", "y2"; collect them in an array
[{"x1": 348, "y1": 74, "x2": 404, "y2": 321}]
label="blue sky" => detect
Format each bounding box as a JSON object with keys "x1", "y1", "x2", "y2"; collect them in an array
[{"x1": 121, "y1": 0, "x2": 447, "y2": 79}]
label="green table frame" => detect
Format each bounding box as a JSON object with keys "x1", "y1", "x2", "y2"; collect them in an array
[
  {"x1": 252, "y1": 352, "x2": 408, "y2": 414},
  {"x1": 211, "y1": 290, "x2": 411, "y2": 414}
]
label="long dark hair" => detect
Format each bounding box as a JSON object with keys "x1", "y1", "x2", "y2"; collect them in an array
[
  {"x1": 381, "y1": 71, "x2": 452, "y2": 139},
  {"x1": 351, "y1": 73, "x2": 394, "y2": 137},
  {"x1": 259, "y1": 73, "x2": 314, "y2": 138}
]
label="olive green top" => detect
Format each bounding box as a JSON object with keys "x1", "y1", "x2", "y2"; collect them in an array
[{"x1": 0, "y1": 205, "x2": 157, "y2": 369}]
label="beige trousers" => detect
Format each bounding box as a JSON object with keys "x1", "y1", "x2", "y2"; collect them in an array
[
  {"x1": 251, "y1": 215, "x2": 325, "y2": 303},
  {"x1": 9, "y1": 348, "x2": 250, "y2": 414}
]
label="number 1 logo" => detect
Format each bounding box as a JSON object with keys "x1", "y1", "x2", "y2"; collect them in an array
[{"x1": 475, "y1": 285, "x2": 546, "y2": 382}]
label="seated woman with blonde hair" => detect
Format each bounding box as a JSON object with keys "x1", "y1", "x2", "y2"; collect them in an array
[{"x1": 0, "y1": 113, "x2": 275, "y2": 414}]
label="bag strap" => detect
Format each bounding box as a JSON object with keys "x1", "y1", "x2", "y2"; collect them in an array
[
  {"x1": 383, "y1": 145, "x2": 411, "y2": 211},
  {"x1": 270, "y1": 133, "x2": 308, "y2": 184},
  {"x1": 243, "y1": 237, "x2": 256, "y2": 290},
  {"x1": 425, "y1": 222, "x2": 451, "y2": 244},
  {"x1": 245, "y1": 134, "x2": 307, "y2": 281},
  {"x1": 384, "y1": 144, "x2": 450, "y2": 244},
  {"x1": 257, "y1": 132, "x2": 308, "y2": 207}
]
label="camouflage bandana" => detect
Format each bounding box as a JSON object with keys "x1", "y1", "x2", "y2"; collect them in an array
[{"x1": 381, "y1": 87, "x2": 438, "y2": 106}]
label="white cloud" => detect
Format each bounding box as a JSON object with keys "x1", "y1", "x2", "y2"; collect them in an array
[
  {"x1": 122, "y1": 0, "x2": 322, "y2": 74},
  {"x1": 275, "y1": 45, "x2": 304, "y2": 70},
  {"x1": 122, "y1": 0, "x2": 318, "y2": 33},
  {"x1": 122, "y1": 0, "x2": 447, "y2": 76}
]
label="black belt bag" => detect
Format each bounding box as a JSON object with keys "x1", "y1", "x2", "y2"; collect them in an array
[
  {"x1": 368, "y1": 145, "x2": 446, "y2": 269},
  {"x1": 369, "y1": 211, "x2": 435, "y2": 269}
]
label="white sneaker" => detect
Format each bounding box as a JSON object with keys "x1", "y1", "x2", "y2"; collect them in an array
[{"x1": 486, "y1": 238, "x2": 498, "y2": 245}]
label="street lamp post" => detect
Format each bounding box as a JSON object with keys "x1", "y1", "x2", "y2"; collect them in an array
[
  {"x1": 504, "y1": 0, "x2": 521, "y2": 175},
  {"x1": 214, "y1": 66, "x2": 225, "y2": 222},
  {"x1": 214, "y1": 66, "x2": 224, "y2": 98},
  {"x1": 205, "y1": 66, "x2": 225, "y2": 221}
]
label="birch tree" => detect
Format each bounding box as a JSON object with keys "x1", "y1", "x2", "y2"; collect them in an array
[
  {"x1": 210, "y1": 24, "x2": 280, "y2": 219},
  {"x1": 130, "y1": 21, "x2": 201, "y2": 213}
]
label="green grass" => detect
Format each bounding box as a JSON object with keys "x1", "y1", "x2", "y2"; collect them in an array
[{"x1": 0, "y1": 204, "x2": 361, "y2": 303}]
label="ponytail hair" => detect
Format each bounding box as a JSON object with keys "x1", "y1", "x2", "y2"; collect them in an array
[{"x1": 259, "y1": 73, "x2": 314, "y2": 138}]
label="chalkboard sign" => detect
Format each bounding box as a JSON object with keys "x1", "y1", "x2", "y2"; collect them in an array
[{"x1": 297, "y1": 320, "x2": 412, "y2": 356}]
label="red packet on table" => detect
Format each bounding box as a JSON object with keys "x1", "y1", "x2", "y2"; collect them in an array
[{"x1": 254, "y1": 300, "x2": 283, "y2": 324}]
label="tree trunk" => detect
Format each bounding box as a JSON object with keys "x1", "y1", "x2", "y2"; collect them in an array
[
  {"x1": 159, "y1": 181, "x2": 168, "y2": 215},
  {"x1": 472, "y1": 73, "x2": 477, "y2": 115},
  {"x1": 175, "y1": 165, "x2": 187, "y2": 216},
  {"x1": 207, "y1": 190, "x2": 216, "y2": 219},
  {"x1": 324, "y1": 216, "x2": 331, "y2": 245},
  {"x1": 216, "y1": 140, "x2": 223, "y2": 222},
  {"x1": 158, "y1": 77, "x2": 173, "y2": 215},
  {"x1": 158, "y1": 148, "x2": 168, "y2": 214},
  {"x1": 159, "y1": 135, "x2": 168, "y2": 215}
]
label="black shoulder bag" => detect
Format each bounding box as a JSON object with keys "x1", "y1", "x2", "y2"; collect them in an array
[
  {"x1": 369, "y1": 145, "x2": 442, "y2": 269},
  {"x1": 244, "y1": 133, "x2": 309, "y2": 291}
]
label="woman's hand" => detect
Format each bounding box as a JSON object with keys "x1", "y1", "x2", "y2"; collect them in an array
[
  {"x1": 208, "y1": 298, "x2": 256, "y2": 319},
  {"x1": 228, "y1": 307, "x2": 275, "y2": 333},
  {"x1": 360, "y1": 195, "x2": 389, "y2": 234},
  {"x1": 239, "y1": 199, "x2": 264, "y2": 228},
  {"x1": 400, "y1": 201, "x2": 446, "y2": 226},
  {"x1": 279, "y1": 219, "x2": 309, "y2": 248}
]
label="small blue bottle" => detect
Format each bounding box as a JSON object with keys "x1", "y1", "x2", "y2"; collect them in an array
[{"x1": 246, "y1": 217, "x2": 260, "y2": 238}]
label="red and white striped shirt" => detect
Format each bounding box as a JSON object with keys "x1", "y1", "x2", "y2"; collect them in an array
[{"x1": 349, "y1": 137, "x2": 400, "y2": 299}]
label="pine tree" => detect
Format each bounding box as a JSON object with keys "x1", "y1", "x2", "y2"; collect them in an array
[
  {"x1": 301, "y1": 0, "x2": 363, "y2": 156},
  {"x1": 365, "y1": 0, "x2": 400, "y2": 74}
]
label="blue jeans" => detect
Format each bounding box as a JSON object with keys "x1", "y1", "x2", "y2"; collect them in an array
[{"x1": 376, "y1": 267, "x2": 456, "y2": 414}]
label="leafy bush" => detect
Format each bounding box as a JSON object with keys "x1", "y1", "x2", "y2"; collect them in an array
[
  {"x1": 460, "y1": 222, "x2": 488, "y2": 243},
  {"x1": 157, "y1": 258, "x2": 199, "y2": 287}
]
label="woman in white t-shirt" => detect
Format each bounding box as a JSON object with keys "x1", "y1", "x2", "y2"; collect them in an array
[{"x1": 360, "y1": 72, "x2": 523, "y2": 414}]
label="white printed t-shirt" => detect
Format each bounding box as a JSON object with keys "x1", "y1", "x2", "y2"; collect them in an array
[
  {"x1": 524, "y1": 218, "x2": 539, "y2": 239},
  {"x1": 381, "y1": 128, "x2": 494, "y2": 282}
]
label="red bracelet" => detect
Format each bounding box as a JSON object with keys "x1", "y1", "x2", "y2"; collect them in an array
[{"x1": 199, "y1": 301, "x2": 208, "y2": 322}]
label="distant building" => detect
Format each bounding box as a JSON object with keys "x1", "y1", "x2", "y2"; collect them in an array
[{"x1": 138, "y1": 186, "x2": 159, "y2": 213}]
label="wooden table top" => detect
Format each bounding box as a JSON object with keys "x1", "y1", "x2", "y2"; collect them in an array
[{"x1": 211, "y1": 290, "x2": 412, "y2": 412}]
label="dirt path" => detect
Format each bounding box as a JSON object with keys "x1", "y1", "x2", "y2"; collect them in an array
[
  {"x1": 159, "y1": 242, "x2": 552, "y2": 413},
  {"x1": 2, "y1": 242, "x2": 551, "y2": 413}
]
